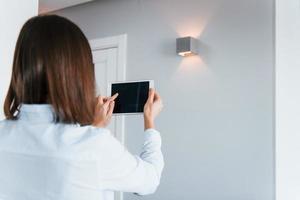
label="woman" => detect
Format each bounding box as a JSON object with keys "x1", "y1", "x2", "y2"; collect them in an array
[{"x1": 0, "y1": 15, "x2": 164, "y2": 199}]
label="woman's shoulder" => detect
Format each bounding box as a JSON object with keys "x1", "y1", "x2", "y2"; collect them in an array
[
  {"x1": 53, "y1": 124, "x2": 116, "y2": 159},
  {"x1": 0, "y1": 118, "x2": 18, "y2": 131},
  {"x1": 58, "y1": 124, "x2": 111, "y2": 144}
]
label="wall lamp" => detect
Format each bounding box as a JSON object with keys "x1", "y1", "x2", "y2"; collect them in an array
[{"x1": 176, "y1": 36, "x2": 198, "y2": 57}]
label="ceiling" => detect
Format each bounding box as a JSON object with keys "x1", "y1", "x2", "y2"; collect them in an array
[{"x1": 39, "y1": 0, "x2": 94, "y2": 14}]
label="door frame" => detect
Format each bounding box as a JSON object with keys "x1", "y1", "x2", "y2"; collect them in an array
[{"x1": 89, "y1": 34, "x2": 127, "y2": 200}]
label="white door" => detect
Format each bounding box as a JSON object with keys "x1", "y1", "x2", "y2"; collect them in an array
[
  {"x1": 93, "y1": 47, "x2": 118, "y2": 133},
  {"x1": 90, "y1": 35, "x2": 127, "y2": 200}
]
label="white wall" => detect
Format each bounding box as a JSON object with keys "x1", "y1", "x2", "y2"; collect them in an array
[
  {"x1": 55, "y1": 0, "x2": 275, "y2": 199},
  {"x1": 0, "y1": 0, "x2": 38, "y2": 119},
  {"x1": 276, "y1": 0, "x2": 300, "y2": 199}
]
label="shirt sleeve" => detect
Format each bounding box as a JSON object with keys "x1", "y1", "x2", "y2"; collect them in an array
[{"x1": 96, "y1": 128, "x2": 164, "y2": 195}]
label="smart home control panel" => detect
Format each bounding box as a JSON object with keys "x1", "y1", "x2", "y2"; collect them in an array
[{"x1": 108, "y1": 80, "x2": 154, "y2": 114}]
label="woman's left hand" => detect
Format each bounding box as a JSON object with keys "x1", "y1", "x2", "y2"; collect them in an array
[{"x1": 92, "y1": 93, "x2": 118, "y2": 128}]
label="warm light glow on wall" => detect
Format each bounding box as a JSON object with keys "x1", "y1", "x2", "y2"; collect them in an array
[
  {"x1": 178, "y1": 55, "x2": 206, "y2": 73},
  {"x1": 175, "y1": 18, "x2": 209, "y2": 39}
]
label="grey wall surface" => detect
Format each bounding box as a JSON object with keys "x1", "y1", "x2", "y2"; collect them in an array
[{"x1": 54, "y1": 0, "x2": 275, "y2": 199}]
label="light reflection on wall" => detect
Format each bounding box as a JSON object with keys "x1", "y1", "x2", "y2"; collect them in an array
[
  {"x1": 175, "y1": 19, "x2": 208, "y2": 39},
  {"x1": 177, "y1": 55, "x2": 207, "y2": 74}
]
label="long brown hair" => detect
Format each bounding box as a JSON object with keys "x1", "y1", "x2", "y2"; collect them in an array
[{"x1": 4, "y1": 15, "x2": 96, "y2": 125}]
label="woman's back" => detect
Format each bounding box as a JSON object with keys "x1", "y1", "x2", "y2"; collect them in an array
[
  {"x1": 0, "y1": 104, "x2": 163, "y2": 200},
  {"x1": 0, "y1": 104, "x2": 113, "y2": 199}
]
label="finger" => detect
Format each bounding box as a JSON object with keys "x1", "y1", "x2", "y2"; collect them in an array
[
  {"x1": 98, "y1": 96, "x2": 104, "y2": 104},
  {"x1": 96, "y1": 96, "x2": 104, "y2": 111},
  {"x1": 110, "y1": 93, "x2": 119, "y2": 101},
  {"x1": 147, "y1": 88, "x2": 155, "y2": 103},
  {"x1": 103, "y1": 93, "x2": 118, "y2": 102},
  {"x1": 154, "y1": 91, "x2": 161, "y2": 101},
  {"x1": 107, "y1": 101, "x2": 115, "y2": 116},
  {"x1": 103, "y1": 100, "x2": 111, "y2": 108},
  {"x1": 104, "y1": 93, "x2": 119, "y2": 107},
  {"x1": 103, "y1": 93, "x2": 119, "y2": 108}
]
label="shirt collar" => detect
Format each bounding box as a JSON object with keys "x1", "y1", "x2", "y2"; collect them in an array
[{"x1": 18, "y1": 104, "x2": 56, "y2": 122}]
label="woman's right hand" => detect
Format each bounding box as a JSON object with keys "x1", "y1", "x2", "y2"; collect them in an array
[
  {"x1": 143, "y1": 89, "x2": 163, "y2": 130},
  {"x1": 92, "y1": 93, "x2": 118, "y2": 128}
]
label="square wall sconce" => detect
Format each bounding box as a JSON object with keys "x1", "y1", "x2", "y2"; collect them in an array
[{"x1": 176, "y1": 36, "x2": 198, "y2": 57}]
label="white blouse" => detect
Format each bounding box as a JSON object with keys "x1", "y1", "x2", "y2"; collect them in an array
[{"x1": 0, "y1": 104, "x2": 164, "y2": 200}]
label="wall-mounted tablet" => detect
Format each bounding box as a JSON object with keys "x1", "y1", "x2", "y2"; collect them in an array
[{"x1": 108, "y1": 80, "x2": 154, "y2": 114}]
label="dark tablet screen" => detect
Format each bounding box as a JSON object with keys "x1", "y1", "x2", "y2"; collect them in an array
[{"x1": 111, "y1": 81, "x2": 149, "y2": 113}]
